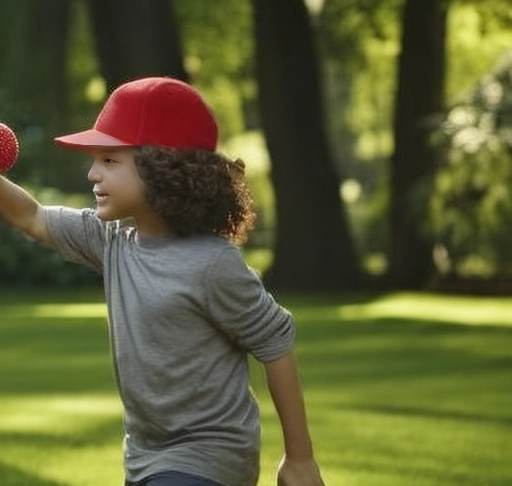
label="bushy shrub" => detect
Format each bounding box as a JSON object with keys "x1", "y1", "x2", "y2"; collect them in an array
[
  {"x1": 0, "y1": 220, "x2": 101, "y2": 287},
  {"x1": 0, "y1": 182, "x2": 100, "y2": 287}
]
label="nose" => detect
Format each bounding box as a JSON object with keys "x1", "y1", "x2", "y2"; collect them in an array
[{"x1": 88, "y1": 160, "x2": 102, "y2": 183}]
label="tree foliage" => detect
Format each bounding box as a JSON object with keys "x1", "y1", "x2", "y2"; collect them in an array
[
  {"x1": 174, "y1": 0, "x2": 255, "y2": 139},
  {"x1": 430, "y1": 52, "x2": 512, "y2": 277}
]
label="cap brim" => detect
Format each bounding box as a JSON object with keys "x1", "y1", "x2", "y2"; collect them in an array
[{"x1": 54, "y1": 129, "x2": 133, "y2": 152}]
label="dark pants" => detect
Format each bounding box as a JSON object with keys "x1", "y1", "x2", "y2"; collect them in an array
[{"x1": 125, "y1": 471, "x2": 226, "y2": 486}]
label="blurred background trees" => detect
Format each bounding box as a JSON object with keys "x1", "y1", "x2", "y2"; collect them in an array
[
  {"x1": 253, "y1": 0, "x2": 360, "y2": 291},
  {"x1": 1, "y1": 0, "x2": 512, "y2": 293},
  {"x1": 388, "y1": 0, "x2": 447, "y2": 289}
]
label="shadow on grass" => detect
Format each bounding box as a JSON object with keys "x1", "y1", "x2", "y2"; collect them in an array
[
  {"x1": 0, "y1": 314, "x2": 115, "y2": 394},
  {"x1": 337, "y1": 401, "x2": 512, "y2": 427},
  {"x1": 338, "y1": 457, "x2": 512, "y2": 486},
  {"x1": 296, "y1": 317, "x2": 512, "y2": 380},
  {"x1": 0, "y1": 286, "x2": 104, "y2": 304},
  {"x1": 0, "y1": 461, "x2": 70, "y2": 486}
]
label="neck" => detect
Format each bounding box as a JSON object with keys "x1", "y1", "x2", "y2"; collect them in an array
[{"x1": 135, "y1": 215, "x2": 171, "y2": 239}]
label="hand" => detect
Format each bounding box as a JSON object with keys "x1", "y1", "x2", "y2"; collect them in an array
[{"x1": 277, "y1": 456, "x2": 326, "y2": 486}]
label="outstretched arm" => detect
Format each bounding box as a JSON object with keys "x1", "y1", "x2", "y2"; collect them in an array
[
  {"x1": 264, "y1": 351, "x2": 325, "y2": 486},
  {"x1": 0, "y1": 175, "x2": 52, "y2": 245}
]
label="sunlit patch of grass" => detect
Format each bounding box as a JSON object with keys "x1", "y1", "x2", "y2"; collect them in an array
[
  {"x1": 0, "y1": 395, "x2": 121, "y2": 433},
  {"x1": 0, "y1": 394, "x2": 123, "y2": 486},
  {"x1": 3, "y1": 302, "x2": 107, "y2": 319},
  {"x1": 289, "y1": 291, "x2": 512, "y2": 327}
]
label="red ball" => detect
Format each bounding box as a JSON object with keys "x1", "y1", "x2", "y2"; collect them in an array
[{"x1": 0, "y1": 123, "x2": 20, "y2": 172}]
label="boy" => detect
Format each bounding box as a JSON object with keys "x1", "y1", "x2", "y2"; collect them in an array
[{"x1": 0, "y1": 77, "x2": 325, "y2": 486}]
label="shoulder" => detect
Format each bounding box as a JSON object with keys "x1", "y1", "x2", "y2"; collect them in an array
[
  {"x1": 177, "y1": 234, "x2": 238, "y2": 257},
  {"x1": 45, "y1": 206, "x2": 104, "y2": 237},
  {"x1": 165, "y1": 235, "x2": 251, "y2": 283}
]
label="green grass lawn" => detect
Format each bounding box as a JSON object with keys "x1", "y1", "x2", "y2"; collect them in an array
[{"x1": 1, "y1": 288, "x2": 512, "y2": 486}]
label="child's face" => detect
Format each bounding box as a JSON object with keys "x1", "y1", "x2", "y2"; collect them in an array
[{"x1": 87, "y1": 147, "x2": 166, "y2": 235}]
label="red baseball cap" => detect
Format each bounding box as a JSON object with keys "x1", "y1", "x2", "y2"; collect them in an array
[{"x1": 54, "y1": 77, "x2": 218, "y2": 152}]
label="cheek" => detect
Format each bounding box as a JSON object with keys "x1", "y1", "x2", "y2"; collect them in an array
[
  {"x1": 134, "y1": 178, "x2": 148, "y2": 202},
  {"x1": 125, "y1": 176, "x2": 149, "y2": 208},
  {"x1": 121, "y1": 167, "x2": 146, "y2": 197}
]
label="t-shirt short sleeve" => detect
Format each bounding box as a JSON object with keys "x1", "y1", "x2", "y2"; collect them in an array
[
  {"x1": 44, "y1": 206, "x2": 106, "y2": 274},
  {"x1": 204, "y1": 246, "x2": 296, "y2": 363}
]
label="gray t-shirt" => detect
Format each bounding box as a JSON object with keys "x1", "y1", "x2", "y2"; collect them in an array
[{"x1": 44, "y1": 207, "x2": 295, "y2": 486}]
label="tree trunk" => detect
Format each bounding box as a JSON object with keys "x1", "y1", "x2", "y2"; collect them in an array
[
  {"x1": 0, "y1": 0, "x2": 70, "y2": 186},
  {"x1": 85, "y1": 0, "x2": 187, "y2": 90},
  {"x1": 252, "y1": 0, "x2": 360, "y2": 292},
  {"x1": 388, "y1": 0, "x2": 448, "y2": 289}
]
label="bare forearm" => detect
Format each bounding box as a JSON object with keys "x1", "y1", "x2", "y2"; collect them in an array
[
  {"x1": 264, "y1": 351, "x2": 313, "y2": 459},
  {"x1": 0, "y1": 175, "x2": 49, "y2": 243},
  {"x1": 265, "y1": 351, "x2": 325, "y2": 485}
]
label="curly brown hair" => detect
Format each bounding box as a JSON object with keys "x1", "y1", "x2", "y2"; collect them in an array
[{"x1": 134, "y1": 146, "x2": 257, "y2": 244}]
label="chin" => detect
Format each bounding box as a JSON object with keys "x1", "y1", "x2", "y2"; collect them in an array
[{"x1": 95, "y1": 207, "x2": 119, "y2": 221}]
